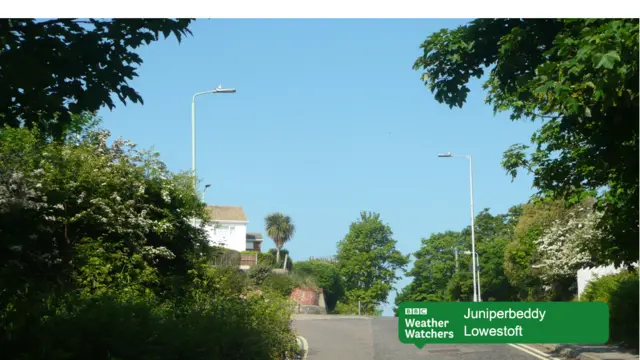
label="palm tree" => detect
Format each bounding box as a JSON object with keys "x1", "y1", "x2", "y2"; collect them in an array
[{"x1": 264, "y1": 212, "x2": 295, "y2": 264}]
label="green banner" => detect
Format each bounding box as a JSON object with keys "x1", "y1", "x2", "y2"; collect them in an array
[{"x1": 398, "y1": 302, "x2": 609, "y2": 348}]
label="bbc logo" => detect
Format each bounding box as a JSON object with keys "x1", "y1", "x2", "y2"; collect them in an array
[{"x1": 404, "y1": 308, "x2": 427, "y2": 315}]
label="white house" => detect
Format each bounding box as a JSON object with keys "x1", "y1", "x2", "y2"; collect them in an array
[
  {"x1": 203, "y1": 205, "x2": 250, "y2": 252},
  {"x1": 200, "y1": 205, "x2": 264, "y2": 259},
  {"x1": 577, "y1": 262, "x2": 638, "y2": 299}
]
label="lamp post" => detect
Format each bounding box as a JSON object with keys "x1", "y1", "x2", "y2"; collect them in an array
[
  {"x1": 438, "y1": 152, "x2": 479, "y2": 302},
  {"x1": 191, "y1": 85, "x2": 236, "y2": 189},
  {"x1": 464, "y1": 250, "x2": 482, "y2": 302}
]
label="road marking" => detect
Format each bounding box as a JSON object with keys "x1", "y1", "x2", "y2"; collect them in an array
[
  {"x1": 508, "y1": 344, "x2": 562, "y2": 360},
  {"x1": 297, "y1": 335, "x2": 309, "y2": 360}
]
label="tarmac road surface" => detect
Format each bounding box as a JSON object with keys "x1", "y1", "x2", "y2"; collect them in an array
[{"x1": 292, "y1": 315, "x2": 561, "y2": 360}]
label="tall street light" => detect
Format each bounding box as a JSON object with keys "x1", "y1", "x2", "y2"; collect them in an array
[
  {"x1": 464, "y1": 250, "x2": 482, "y2": 302},
  {"x1": 438, "y1": 152, "x2": 480, "y2": 302},
  {"x1": 191, "y1": 85, "x2": 236, "y2": 189}
]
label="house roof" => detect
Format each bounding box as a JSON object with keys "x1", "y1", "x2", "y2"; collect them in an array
[
  {"x1": 206, "y1": 205, "x2": 248, "y2": 222},
  {"x1": 246, "y1": 232, "x2": 264, "y2": 242}
]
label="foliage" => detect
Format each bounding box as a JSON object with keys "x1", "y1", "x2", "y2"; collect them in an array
[
  {"x1": 398, "y1": 207, "x2": 521, "y2": 308},
  {"x1": 293, "y1": 260, "x2": 345, "y2": 312},
  {"x1": 2, "y1": 281, "x2": 298, "y2": 360},
  {"x1": 0, "y1": 122, "x2": 208, "y2": 307},
  {"x1": 0, "y1": 118, "x2": 298, "y2": 359},
  {"x1": 210, "y1": 248, "x2": 242, "y2": 267},
  {"x1": 504, "y1": 197, "x2": 574, "y2": 300},
  {"x1": 404, "y1": 231, "x2": 461, "y2": 303},
  {"x1": 335, "y1": 212, "x2": 409, "y2": 314},
  {"x1": 468, "y1": 207, "x2": 521, "y2": 301},
  {"x1": 414, "y1": 19, "x2": 639, "y2": 267},
  {"x1": 0, "y1": 19, "x2": 193, "y2": 139},
  {"x1": 258, "y1": 251, "x2": 277, "y2": 267},
  {"x1": 445, "y1": 270, "x2": 475, "y2": 302},
  {"x1": 248, "y1": 263, "x2": 274, "y2": 286},
  {"x1": 533, "y1": 198, "x2": 603, "y2": 289},
  {"x1": 262, "y1": 274, "x2": 297, "y2": 297},
  {"x1": 268, "y1": 248, "x2": 294, "y2": 271},
  {"x1": 582, "y1": 269, "x2": 639, "y2": 350},
  {"x1": 264, "y1": 213, "x2": 296, "y2": 264}
]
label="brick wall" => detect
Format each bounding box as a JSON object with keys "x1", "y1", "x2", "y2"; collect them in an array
[{"x1": 290, "y1": 288, "x2": 319, "y2": 306}]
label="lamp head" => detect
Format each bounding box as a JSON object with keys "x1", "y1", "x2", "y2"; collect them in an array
[{"x1": 214, "y1": 84, "x2": 236, "y2": 93}]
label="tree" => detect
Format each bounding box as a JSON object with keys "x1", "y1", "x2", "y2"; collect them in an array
[
  {"x1": 471, "y1": 207, "x2": 521, "y2": 301},
  {"x1": 0, "y1": 19, "x2": 193, "y2": 139},
  {"x1": 533, "y1": 198, "x2": 603, "y2": 292},
  {"x1": 399, "y1": 207, "x2": 520, "y2": 305},
  {"x1": 504, "y1": 197, "x2": 573, "y2": 300},
  {"x1": 335, "y1": 212, "x2": 409, "y2": 314},
  {"x1": 264, "y1": 213, "x2": 295, "y2": 264},
  {"x1": 404, "y1": 231, "x2": 462, "y2": 302},
  {"x1": 414, "y1": 19, "x2": 639, "y2": 267}
]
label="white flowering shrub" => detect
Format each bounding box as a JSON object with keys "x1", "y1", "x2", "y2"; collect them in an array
[
  {"x1": 0, "y1": 123, "x2": 211, "y2": 302},
  {"x1": 533, "y1": 201, "x2": 607, "y2": 290}
]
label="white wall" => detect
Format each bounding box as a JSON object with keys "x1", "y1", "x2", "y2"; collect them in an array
[
  {"x1": 202, "y1": 221, "x2": 248, "y2": 253},
  {"x1": 577, "y1": 262, "x2": 638, "y2": 299}
]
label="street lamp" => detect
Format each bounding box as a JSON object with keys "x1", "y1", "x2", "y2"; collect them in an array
[
  {"x1": 191, "y1": 85, "x2": 236, "y2": 189},
  {"x1": 438, "y1": 152, "x2": 479, "y2": 302},
  {"x1": 463, "y1": 250, "x2": 482, "y2": 302}
]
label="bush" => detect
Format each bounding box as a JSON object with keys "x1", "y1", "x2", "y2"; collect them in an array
[
  {"x1": 258, "y1": 252, "x2": 277, "y2": 267},
  {"x1": 1, "y1": 272, "x2": 298, "y2": 360},
  {"x1": 582, "y1": 268, "x2": 639, "y2": 350},
  {"x1": 210, "y1": 248, "x2": 242, "y2": 267},
  {"x1": 268, "y1": 248, "x2": 293, "y2": 271},
  {"x1": 293, "y1": 260, "x2": 344, "y2": 312},
  {"x1": 333, "y1": 300, "x2": 376, "y2": 316},
  {"x1": 0, "y1": 123, "x2": 299, "y2": 360},
  {"x1": 248, "y1": 263, "x2": 273, "y2": 286},
  {"x1": 262, "y1": 274, "x2": 297, "y2": 297},
  {"x1": 291, "y1": 273, "x2": 318, "y2": 291}
]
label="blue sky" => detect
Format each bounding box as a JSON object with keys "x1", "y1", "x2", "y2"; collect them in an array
[{"x1": 98, "y1": 19, "x2": 540, "y2": 315}]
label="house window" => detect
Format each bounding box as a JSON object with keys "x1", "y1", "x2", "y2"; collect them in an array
[
  {"x1": 215, "y1": 226, "x2": 229, "y2": 236},
  {"x1": 230, "y1": 226, "x2": 235, "y2": 235}
]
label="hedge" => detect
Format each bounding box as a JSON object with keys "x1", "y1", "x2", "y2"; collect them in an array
[{"x1": 581, "y1": 268, "x2": 639, "y2": 351}]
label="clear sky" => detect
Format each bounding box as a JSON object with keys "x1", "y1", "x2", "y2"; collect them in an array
[{"x1": 98, "y1": 19, "x2": 540, "y2": 316}]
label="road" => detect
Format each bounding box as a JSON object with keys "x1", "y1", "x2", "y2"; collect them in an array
[{"x1": 292, "y1": 315, "x2": 559, "y2": 360}]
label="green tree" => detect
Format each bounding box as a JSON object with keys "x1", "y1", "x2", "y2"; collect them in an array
[
  {"x1": 405, "y1": 231, "x2": 462, "y2": 302},
  {"x1": 414, "y1": 19, "x2": 639, "y2": 267},
  {"x1": 504, "y1": 198, "x2": 572, "y2": 300},
  {"x1": 472, "y1": 207, "x2": 521, "y2": 301},
  {"x1": 264, "y1": 213, "x2": 295, "y2": 264},
  {"x1": 398, "y1": 207, "x2": 521, "y2": 308},
  {"x1": 335, "y1": 212, "x2": 409, "y2": 315},
  {"x1": 0, "y1": 19, "x2": 193, "y2": 139}
]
